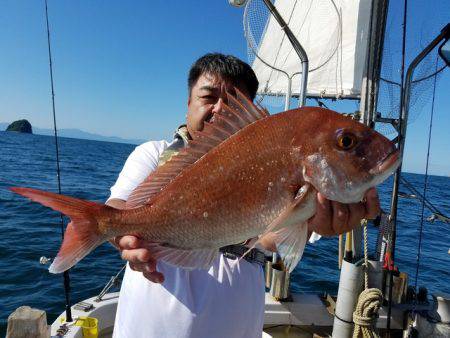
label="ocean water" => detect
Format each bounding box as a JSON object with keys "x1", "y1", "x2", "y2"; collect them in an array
[{"x1": 1, "y1": 131, "x2": 449, "y2": 335}]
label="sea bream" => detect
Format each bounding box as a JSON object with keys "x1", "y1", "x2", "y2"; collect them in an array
[{"x1": 11, "y1": 90, "x2": 400, "y2": 274}]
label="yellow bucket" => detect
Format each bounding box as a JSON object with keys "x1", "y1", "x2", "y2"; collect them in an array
[{"x1": 74, "y1": 316, "x2": 99, "y2": 338}]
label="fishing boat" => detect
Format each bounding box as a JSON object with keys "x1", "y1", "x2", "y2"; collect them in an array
[{"x1": 5, "y1": 1, "x2": 449, "y2": 337}]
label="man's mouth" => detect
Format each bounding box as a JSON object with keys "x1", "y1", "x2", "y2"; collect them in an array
[{"x1": 205, "y1": 113, "x2": 215, "y2": 123}]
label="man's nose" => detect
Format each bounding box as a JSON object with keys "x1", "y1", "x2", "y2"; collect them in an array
[{"x1": 212, "y1": 97, "x2": 226, "y2": 114}]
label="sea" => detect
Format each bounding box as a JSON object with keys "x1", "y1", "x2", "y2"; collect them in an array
[{"x1": 1, "y1": 131, "x2": 449, "y2": 335}]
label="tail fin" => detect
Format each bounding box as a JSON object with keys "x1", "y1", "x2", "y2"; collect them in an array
[{"x1": 10, "y1": 187, "x2": 106, "y2": 273}]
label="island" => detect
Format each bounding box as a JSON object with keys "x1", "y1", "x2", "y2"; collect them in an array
[{"x1": 6, "y1": 120, "x2": 33, "y2": 134}]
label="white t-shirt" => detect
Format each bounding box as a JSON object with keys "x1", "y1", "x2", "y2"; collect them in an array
[{"x1": 110, "y1": 140, "x2": 265, "y2": 338}]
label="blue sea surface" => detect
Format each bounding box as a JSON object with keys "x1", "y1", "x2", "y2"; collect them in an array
[{"x1": 1, "y1": 131, "x2": 449, "y2": 335}]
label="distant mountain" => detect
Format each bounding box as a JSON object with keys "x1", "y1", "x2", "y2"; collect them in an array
[{"x1": 0, "y1": 122, "x2": 145, "y2": 145}]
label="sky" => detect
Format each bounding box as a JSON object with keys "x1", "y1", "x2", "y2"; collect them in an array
[{"x1": 0, "y1": 0, "x2": 449, "y2": 176}]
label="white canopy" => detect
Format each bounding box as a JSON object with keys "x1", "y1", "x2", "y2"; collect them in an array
[{"x1": 248, "y1": 0, "x2": 372, "y2": 98}]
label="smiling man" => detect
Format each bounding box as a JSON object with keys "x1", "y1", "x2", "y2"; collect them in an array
[{"x1": 106, "y1": 53, "x2": 380, "y2": 338}]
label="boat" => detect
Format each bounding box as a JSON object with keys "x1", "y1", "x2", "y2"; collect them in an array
[{"x1": 5, "y1": 1, "x2": 450, "y2": 337}]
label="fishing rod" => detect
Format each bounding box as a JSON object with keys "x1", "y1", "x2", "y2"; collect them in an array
[
  {"x1": 44, "y1": 0, "x2": 73, "y2": 323},
  {"x1": 400, "y1": 177, "x2": 449, "y2": 223},
  {"x1": 386, "y1": 21, "x2": 450, "y2": 332}
]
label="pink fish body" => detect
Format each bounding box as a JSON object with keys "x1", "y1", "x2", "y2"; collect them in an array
[{"x1": 11, "y1": 92, "x2": 400, "y2": 273}]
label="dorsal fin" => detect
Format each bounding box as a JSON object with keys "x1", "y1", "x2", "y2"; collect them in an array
[{"x1": 125, "y1": 88, "x2": 270, "y2": 209}]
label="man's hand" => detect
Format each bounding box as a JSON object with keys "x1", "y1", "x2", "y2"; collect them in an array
[
  {"x1": 307, "y1": 188, "x2": 380, "y2": 236},
  {"x1": 116, "y1": 235, "x2": 165, "y2": 283}
]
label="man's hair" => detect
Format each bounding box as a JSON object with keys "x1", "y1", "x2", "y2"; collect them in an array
[{"x1": 188, "y1": 53, "x2": 259, "y2": 100}]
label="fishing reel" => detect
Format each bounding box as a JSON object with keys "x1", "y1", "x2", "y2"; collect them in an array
[{"x1": 39, "y1": 256, "x2": 52, "y2": 265}]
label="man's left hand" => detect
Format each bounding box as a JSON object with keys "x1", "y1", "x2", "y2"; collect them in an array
[{"x1": 307, "y1": 188, "x2": 380, "y2": 236}]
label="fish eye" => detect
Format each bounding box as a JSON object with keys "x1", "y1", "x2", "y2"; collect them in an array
[{"x1": 336, "y1": 132, "x2": 357, "y2": 150}]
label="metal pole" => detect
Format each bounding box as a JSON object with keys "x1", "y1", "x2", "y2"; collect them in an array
[
  {"x1": 355, "y1": 0, "x2": 389, "y2": 261},
  {"x1": 261, "y1": 0, "x2": 309, "y2": 107},
  {"x1": 284, "y1": 76, "x2": 292, "y2": 111},
  {"x1": 398, "y1": 23, "x2": 450, "y2": 160},
  {"x1": 360, "y1": 0, "x2": 389, "y2": 127},
  {"x1": 298, "y1": 61, "x2": 308, "y2": 107}
]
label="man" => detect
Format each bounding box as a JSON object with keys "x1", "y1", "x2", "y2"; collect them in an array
[{"x1": 107, "y1": 53, "x2": 380, "y2": 338}]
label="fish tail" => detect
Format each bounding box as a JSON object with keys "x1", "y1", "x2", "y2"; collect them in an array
[{"x1": 10, "y1": 187, "x2": 106, "y2": 273}]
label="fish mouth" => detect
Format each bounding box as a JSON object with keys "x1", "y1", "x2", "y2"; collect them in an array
[{"x1": 369, "y1": 149, "x2": 401, "y2": 176}]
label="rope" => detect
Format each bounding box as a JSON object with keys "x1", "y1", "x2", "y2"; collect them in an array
[
  {"x1": 363, "y1": 223, "x2": 369, "y2": 290},
  {"x1": 353, "y1": 288, "x2": 383, "y2": 338},
  {"x1": 353, "y1": 220, "x2": 382, "y2": 338}
]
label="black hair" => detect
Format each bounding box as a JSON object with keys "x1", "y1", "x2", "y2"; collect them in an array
[{"x1": 188, "y1": 53, "x2": 259, "y2": 100}]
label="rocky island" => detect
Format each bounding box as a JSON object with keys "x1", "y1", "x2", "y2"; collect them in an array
[{"x1": 6, "y1": 120, "x2": 33, "y2": 134}]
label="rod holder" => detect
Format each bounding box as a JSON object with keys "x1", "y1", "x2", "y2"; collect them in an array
[{"x1": 269, "y1": 262, "x2": 290, "y2": 301}]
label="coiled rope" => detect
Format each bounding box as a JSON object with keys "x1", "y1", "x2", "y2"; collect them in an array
[{"x1": 353, "y1": 220, "x2": 382, "y2": 338}]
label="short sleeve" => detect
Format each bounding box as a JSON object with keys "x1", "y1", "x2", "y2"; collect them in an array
[{"x1": 108, "y1": 140, "x2": 170, "y2": 201}]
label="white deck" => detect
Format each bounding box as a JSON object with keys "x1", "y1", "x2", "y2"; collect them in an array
[{"x1": 51, "y1": 291, "x2": 406, "y2": 337}]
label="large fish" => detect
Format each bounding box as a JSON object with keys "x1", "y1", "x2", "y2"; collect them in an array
[{"x1": 11, "y1": 91, "x2": 400, "y2": 274}]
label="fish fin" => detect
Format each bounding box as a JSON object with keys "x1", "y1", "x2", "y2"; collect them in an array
[
  {"x1": 125, "y1": 150, "x2": 199, "y2": 209},
  {"x1": 145, "y1": 243, "x2": 219, "y2": 270},
  {"x1": 126, "y1": 89, "x2": 270, "y2": 209},
  {"x1": 10, "y1": 187, "x2": 106, "y2": 273},
  {"x1": 230, "y1": 87, "x2": 270, "y2": 121},
  {"x1": 242, "y1": 222, "x2": 309, "y2": 273},
  {"x1": 273, "y1": 223, "x2": 309, "y2": 273},
  {"x1": 49, "y1": 221, "x2": 105, "y2": 273},
  {"x1": 238, "y1": 186, "x2": 314, "y2": 270},
  {"x1": 255, "y1": 101, "x2": 270, "y2": 117},
  {"x1": 261, "y1": 184, "x2": 316, "y2": 237}
]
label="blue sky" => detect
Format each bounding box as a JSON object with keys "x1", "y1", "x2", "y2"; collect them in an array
[{"x1": 0, "y1": 1, "x2": 449, "y2": 176}]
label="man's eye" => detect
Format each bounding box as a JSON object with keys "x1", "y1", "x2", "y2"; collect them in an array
[{"x1": 202, "y1": 95, "x2": 216, "y2": 100}]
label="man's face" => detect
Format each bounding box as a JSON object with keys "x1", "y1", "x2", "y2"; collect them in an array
[{"x1": 187, "y1": 72, "x2": 251, "y2": 136}]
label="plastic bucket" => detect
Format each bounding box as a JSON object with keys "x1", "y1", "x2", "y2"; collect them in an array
[{"x1": 75, "y1": 316, "x2": 99, "y2": 338}]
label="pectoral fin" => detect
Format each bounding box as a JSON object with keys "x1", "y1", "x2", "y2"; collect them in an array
[
  {"x1": 145, "y1": 243, "x2": 219, "y2": 270},
  {"x1": 262, "y1": 184, "x2": 316, "y2": 237},
  {"x1": 272, "y1": 223, "x2": 309, "y2": 273},
  {"x1": 259, "y1": 184, "x2": 317, "y2": 272}
]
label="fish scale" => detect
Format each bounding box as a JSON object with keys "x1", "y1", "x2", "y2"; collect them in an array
[{"x1": 118, "y1": 117, "x2": 295, "y2": 249}]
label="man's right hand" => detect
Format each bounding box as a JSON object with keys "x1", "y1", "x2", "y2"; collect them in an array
[{"x1": 115, "y1": 235, "x2": 165, "y2": 284}]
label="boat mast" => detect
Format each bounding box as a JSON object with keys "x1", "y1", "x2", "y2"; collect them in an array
[
  {"x1": 360, "y1": 0, "x2": 389, "y2": 128},
  {"x1": 332, "y1": 2, "x2": 389, "y2": 337},
  {"x1": 355, "y1": 0, "x2": 389, "y2": 259}
]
